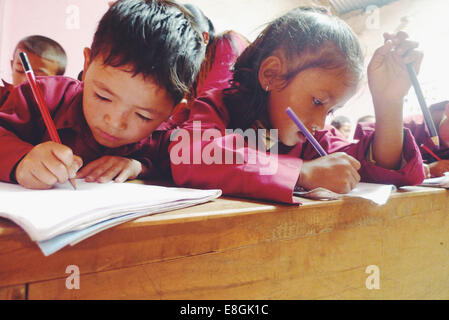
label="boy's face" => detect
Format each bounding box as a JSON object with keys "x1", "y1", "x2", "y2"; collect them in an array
[
  {"x1": 82, "y1": 49, "x2": 174, "y2": 149},
  {"x1": 10, "y1": 48, "x2": 60, "y2": 86},
  {"x1": 267, "y1": 66, "x2": 357, "y2": 146}
]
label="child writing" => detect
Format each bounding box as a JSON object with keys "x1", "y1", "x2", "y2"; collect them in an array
[
  {"x1": 9, "y1": 35, "x2": 67, "y2": 87},
  {"x1": 0, "y1": 0, "x2": 205, "y2": 190},
  {"x1": 169, "y1": 7, "x2": 425, "y2": 203}
]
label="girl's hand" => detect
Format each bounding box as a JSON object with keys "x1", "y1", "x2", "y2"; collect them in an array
[
  {"x1": 297, "y1": 152, "x2": 361, "y2": 194},
  {"x1": 423, "y1": 163, "x2": 431, "y2": 178},
  {"x1": 368, "y1": 31, "x2": 424, "y2": 107},
  {"x1": 76, "y1": 156, "x2": 143, "y2": 183},
  {"x1": 15, "y1": 142, "x2": 83, "y2": 189},
  {"x1": 428, "y1": 160, "x2": 449, "y2": 177}
]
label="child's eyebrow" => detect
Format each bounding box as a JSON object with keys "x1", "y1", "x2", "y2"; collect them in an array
[{"x1": 93, "y1": 80, "x2": 117, "y2": 98}]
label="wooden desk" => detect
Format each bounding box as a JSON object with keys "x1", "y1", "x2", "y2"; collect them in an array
[{"x1": 1, "y1": 186, "x2": 449, "y2": 300}]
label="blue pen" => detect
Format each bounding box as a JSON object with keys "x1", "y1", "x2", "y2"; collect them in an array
[{"x1": 286, "y1": 107, "x2": 327, "y2": 157}]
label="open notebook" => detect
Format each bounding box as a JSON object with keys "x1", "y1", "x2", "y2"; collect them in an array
[
  {"x1": 294, "y1": 182, "x2": 396, "y2": 205},
  {"x1": 0, "y1": 180, "x2": 221, "y2": 254},
  {"x1": 419, "y1": 172, "x2": 449, "y2": 188}
]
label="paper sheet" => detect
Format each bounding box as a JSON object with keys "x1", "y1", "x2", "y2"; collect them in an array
[
  {"x1": 294, "y1": 182, "x2": 396, "y2": 205},
  {"x1": 0, "y1": 180, "x2": 222, "y2": 242}
]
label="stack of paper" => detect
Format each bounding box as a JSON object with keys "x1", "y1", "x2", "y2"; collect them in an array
[
  {"x1": 294, "y1": 182, "x2": 396, "y2": 205},
  {"x1": 0, "y1": 180, "x2": 221, "y2": 255},
  {"x1": 419, "y1": 172, "x2": 449, "y2": 188}
]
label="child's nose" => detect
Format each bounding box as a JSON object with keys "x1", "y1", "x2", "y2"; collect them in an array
[{"x1": 104, "y1": 111, "x2": 128, "y2": 130}]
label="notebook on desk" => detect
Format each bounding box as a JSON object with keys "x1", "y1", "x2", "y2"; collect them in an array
[
  {"x1": 294, "y1": 182, "x2": 396, "y2": 205},
  {"x1": 0, "y1": 180, "x2": 221, "y2": 255}
]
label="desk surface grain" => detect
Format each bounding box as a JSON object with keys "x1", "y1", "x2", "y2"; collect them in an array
[{"x1": 1, "y1": 186, "x2": 448, "y2": 299}]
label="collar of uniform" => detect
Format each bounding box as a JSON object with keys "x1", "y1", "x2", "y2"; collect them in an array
[{"x1": 1, "y1": 79, "x2": 13, "y2": 91}]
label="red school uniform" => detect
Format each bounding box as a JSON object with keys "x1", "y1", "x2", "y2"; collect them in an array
[
  {"x1": 0, "y1": 80, "x2": 13, "y2": 105},
  {"x1": 355, "y1": 115, "x2": 449, "y2": 163},
  {"x1": 403, "y1": 114, "x2": 449, "y2": 162},
  {"x1": 0, "y1": 76, "x2": 176, "y2": 183},
  {"x1": 169, "y1": 89, "x2": 425, "y2": 204}
]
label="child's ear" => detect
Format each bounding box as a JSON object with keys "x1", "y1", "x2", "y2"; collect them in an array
[
  {"x1": 82, "y1": 47, "x2": 91, "y2": 82},
  {"x1": 258, "y1": 56, "x2": 283, "y2": 91},
  {"x1": 202, "y1": 32, "x2": 210, "y2": 46}
]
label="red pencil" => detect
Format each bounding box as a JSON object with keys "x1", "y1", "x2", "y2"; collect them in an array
[
  {"x1": 19, "y1": 52, "x2": 77, "y2": 190},
  {"x1": 421, "y1": 143, "x2": 442, "y2": 161}
]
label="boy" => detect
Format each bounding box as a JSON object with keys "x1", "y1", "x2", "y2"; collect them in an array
[
  {"x1": 10, "y1": 35, "x2": 67, "y2": 86},
  {"x1": 0, "y1": 0, "x2": 205, "y2": 189}
]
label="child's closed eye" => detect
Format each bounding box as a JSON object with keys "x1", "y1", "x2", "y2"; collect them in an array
[
  {"x1": 95, "y1": 93, "x2": 111, "y2": 102},
  {"x1": 136, "y1": 113, "x2": 152, "y2": 122}
]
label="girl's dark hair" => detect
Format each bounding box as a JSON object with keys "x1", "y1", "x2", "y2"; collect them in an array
[
  {"x1": 223, "y1": 7, "x2": 364, "y2": 129},
  {"x1": 90, "y1": 0, "x2": 205, "y2": 104}
]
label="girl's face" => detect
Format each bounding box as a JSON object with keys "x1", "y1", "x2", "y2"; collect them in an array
[{"x1": 267, "y1": 67, "x2": 358, "y2": 146}]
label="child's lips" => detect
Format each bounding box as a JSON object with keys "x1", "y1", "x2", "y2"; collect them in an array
[{"x1": 97, "y1": 128, "x2": 119, "y2": 142}]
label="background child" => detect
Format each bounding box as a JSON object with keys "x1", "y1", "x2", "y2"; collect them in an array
[
  {"x1": 174, "y1": 3, "x2": 249, "y2": 113},
  {"x1": 169, "y1": 7, "x2": 425, "y2": 203},
  {"x1": 10, "y1": 35, "x2": 67, "y2": 87},
  {"x1": 331, "y1": 115, "x2": 352, "y2": 140},
  {"x1": 0, "y1": 0, "x2": 205, "y2": 190},
  {"x1": 403, "y1": 100, "x2": 449, "y2": 177}
]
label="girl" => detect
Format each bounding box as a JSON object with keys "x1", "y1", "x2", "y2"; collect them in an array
[
  {"x1": 174, "y1": 4, "x2": 249, "y2": 112},
  {"x1": 169, "y1": 7, "x2": 425, "y2": 203}
]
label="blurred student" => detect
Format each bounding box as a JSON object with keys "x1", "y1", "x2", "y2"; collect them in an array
[
  {"x1": 10, "y1": 35, "x2": 67, "y2": 87},
  {"x1": 403, "y1": 100, "x2": 449, "y2": 177},
  {"x1": 175, "y1": 3, "x2": 249, "y2": 112},
  {"x1": 357, "y1": 115, "x2": 375, "y2": 124},
  {"x1": 0, "y1": 0, "x2": 204, "y2": 189},
  {"x1": 331, "y1": 115, "x2": 352, "y2": 140}
]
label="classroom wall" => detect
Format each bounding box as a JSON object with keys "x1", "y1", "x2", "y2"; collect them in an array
[
  {"x1": 0, "y1": 0, "x2": 311, "y2": 82},
  {"x1": 333, "y1": 0, "x2": 449, "y2": 128},
  {"x1": 0, "y1": 0, "x2": 111, "y2": 82}
]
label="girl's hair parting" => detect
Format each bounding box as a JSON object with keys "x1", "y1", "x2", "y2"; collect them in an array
[{"x1": 224, "y1": 6, "x2": 364, "y2": 129}]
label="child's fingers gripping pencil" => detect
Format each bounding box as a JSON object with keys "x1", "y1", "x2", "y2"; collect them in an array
[
  {"x1": 406, "y1": 63, "x2": 440, "y2": 148},
  {"x1": 19, "y1": 52, "x2": 77, "y2": 190},
  {"x1": 286, "y1": 107, "x2": 327, "y2": 157}
]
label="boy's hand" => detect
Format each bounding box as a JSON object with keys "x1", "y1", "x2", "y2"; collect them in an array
[
  {"x1": 76, "y1": 156, "x2": 143, "y2": 183},
  {"x1": 368, "y1": 31, "x2": 424, "y2": 107},
  {"x1": 428, "y1": 160, "x2": 449, "y2": 177},
  {"x1": 15, "y1": 142, "x2": 83, "y2": 189},
  {"x1": 297, "y1": 152, "x2": 361, "y2": 194}
]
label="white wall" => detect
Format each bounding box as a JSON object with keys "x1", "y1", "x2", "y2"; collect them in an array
[{"x1": 333, "y1": 0, "x2": 449, "y2": 128}]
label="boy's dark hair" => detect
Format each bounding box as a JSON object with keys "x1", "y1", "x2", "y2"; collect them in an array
[
  {"x1": 14, "y1": 35, "x2": 67, "y2": 75},
  {"x1": 331, "y1": 115, "x2": 351, "y2": 129},
  {"x1": 224, "y1": 6, "x2": 363, "y2": 129},
  {"x1": 90, "y1": 0, "x2": 205, "y2": 104}
]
